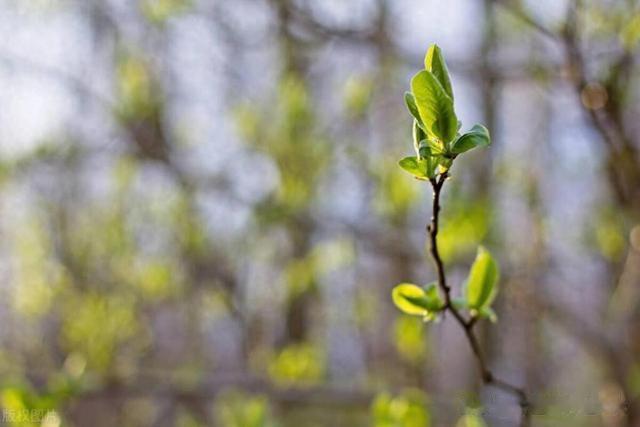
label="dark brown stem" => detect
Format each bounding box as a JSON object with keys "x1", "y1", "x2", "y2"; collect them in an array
[{"x1": 427, "y1": 173, "x2": 531, "y2": 426}]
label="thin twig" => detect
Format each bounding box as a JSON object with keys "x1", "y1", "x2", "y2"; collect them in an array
[{"x1": 427, "y1": 172, "x2": 531, "y2": 425}]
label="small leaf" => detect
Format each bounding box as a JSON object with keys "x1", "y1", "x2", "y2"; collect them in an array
[
  {"x1": 424, "y1": 139, "x2": 446, "y2": 156},
  {"x1": 413, "y1": 120, "x2": 426, "y2": 156},
  {"x1": 479, "y1": 306, "x2": 498, "y2": 323},
  {"x1": 405, "y1": 92, "x2": 424, "y2": 129},
  {"x1": 392, "y1": 284, "x2": 430, "y2": 316},
  {"x1": 465, "y1": 246, "x2": 500, "y2": 310},
  {"x1": 411, "y1": 70, "x2": 458, "y2": 143},
  {"x1": 424, "y1": 44, "x2": 454, "y2": 101},
  {"x1": 417, "y1": 141, "x2": 444, "y2": 170},
  {"x1": 422, "y1": 282, "x2": 445, "y2": 311},
  {"x1": 450, "y1": 124, "x2": 491, "y2": 154},
  {"x1": 398, "y1": 156, "x2": 436, "y2": 180},
  {"x1": 392, "y1": 282, "x2": 445, "y2": 320},
  {"x1": 417, "y1": 140, "x2": 431, "y2": 159}
]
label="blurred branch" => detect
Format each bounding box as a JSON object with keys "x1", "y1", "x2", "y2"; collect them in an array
[
  {"x1": 287, "y1": 2, "x2": 379, "y2": 44},
  {"x1": 489, "y1": 0, "x2": 640, "y2": 208},
  {"x1": 488, "y1": 0, "x2": 559, "y2": 41},
  {"x1": 427, "y1": 174, "x2": 531, "y2": 425}
]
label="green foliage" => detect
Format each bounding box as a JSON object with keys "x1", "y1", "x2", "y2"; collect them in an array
[
  {"x1": 115, "y1": 53, "x2": 162, "y2": 122},
  {"x1": 0, "y1": 381, "x2": 72, "y2": 427},
  {"x1": 141, "y1": 0, "x2": 191, "y2": 24},
  {"x1": 410, "y1": 70, "x2": 457, "y2": 143},
  {"x1": 267, "y1": 343, "x2": 325, "y2": 386},
  {"x1": 344, "y1": 74, "x2": 374, "y2": 118},
  {"x1": 371, "y1": 390, "x2": 431, "y2": 427},
  {"x1": 61, "y1": 292, "x2": 142, "y2": 372},
  {"x1": 450, "y1": 125, "x2": 491, "y2": 154},
  {"x1": 216, "y1": 391, "x2": 277, "y2": 427},
  {"x1": 463, "y1": 247, "x2": 499, "y2": 321},
  {"x1": 399, "y1": 44, "x2": 492, "y2": 181},
  {"x1": 374, "y1": 160, "x2": 419, "y2": 219},
  {"x1": 424, "y1": 44, "x2": 454, "y2": 101},
  {"x1": 413, "y1": 120, "x2": 427, "y2": 156},
  {"x1": 393, "y1": 316, "x2": 426, "y2": 364},
  {"x1": 398, "y1": 156, "x2": 436, "y2": 181},
  {"x1": 404, "y1": 93, "x2": 423, "y2": 129},
  {"x1": 455, "y1": 409, "x2": 488, "y2": 427},
  {"x1": 590, "y1": 207, "x2": 627, "y2": 261},
  {"x1": 284, "y1": 238, "x2": 354, "y2": 300},
  {"x1": 391, "y1": 283, "x2": 444, "y2": 322},
  {"x1": 235, "y1": 73, "x2": 331, "y2": 215},
  {"x1": 392, "y1": 45, "x2": 500, "y2": 327},
  {"x1": 12, "y1": 218, "x2": 61, "y2": 318}
]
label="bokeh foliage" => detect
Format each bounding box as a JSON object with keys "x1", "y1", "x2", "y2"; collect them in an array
[{"x1": 0, "y1": 0, "x2": 639, "y2": 426}]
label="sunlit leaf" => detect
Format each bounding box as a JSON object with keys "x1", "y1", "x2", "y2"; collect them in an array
[
  {"x1": 411, "y1": 70, "x2": 458, "y2": 143},
  {"x1": 417, "y1": 140, "x2": 432, "y2": 160},
  {"x1": 405, "y1": 92, "x2": 424, "y2": 129},
  {"x1": 425, "y1": 139, "x2": 446, "y2": 156},
  {"x1": 465, "y1": 246, "x2": 499, "y2": 310},
  {"x1": 392, "y1": 283, "x2": 444, "y2": 320},
  {"x1": 478, "y1": 306, "x2": 497, "y2": 323},
  {"x1": 398, "y1": 156, "x2": 436, "y2": 180},
  {"x1": 421, "y1": 282, "x2": 443, "y2": 309},
  {"x1": 450, "y1": 124, "x2": 491, "y2": 154},
  {"x1": 392, "y1": 284, "x2": 431, "y2": 316},
  {"x1": 413, "y1": 120, "x2": 427, "y2": 156},
  {"x1": 424, "y1": 44, "x2": 454, "y2": 100}
]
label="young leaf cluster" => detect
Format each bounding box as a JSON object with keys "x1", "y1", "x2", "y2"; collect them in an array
[
  {"x1": 393, "y1": 247, "x2": 499, "y2": 323},
  {"x1": 390, "y1": 44, "x2": 529, "y2": 421},
  {"x1": 399, "y1": 44, "x2": 491, "y2": 181},
  {"x1": 392, "y1": 44, "x2": 498, "y2": 322}
]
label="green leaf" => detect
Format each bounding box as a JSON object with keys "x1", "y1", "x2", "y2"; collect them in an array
[
  {"x1": 398, "y1": 156, "x2": 436, "y2": 180},
  {"x1": 421, "y1": 282, "x2": 445, "y2": 311},
  {"x1": 392, "y1": 284, "x2": 430, "y2": 316},
  {"x1": 424, "y1": 44, "x2": 454, "y2": 101},
  {"x1": 391, "y1": 282, "x2": 445, "y2": 321},
  {"x1": 404, "y1": 92, "x2": 424, "y2": 128},
  {"x1": 417, "y1": 140, "x2": 431, "y2": 159},
  {"x1": 413, "y1": 120, "x2": 426, "y2": 156},
  {"x1": 422, "y1": 139, "x2": 446, "y2": 156},
  {"x1": 450, "y1": 124, "x2": 491, "y2": 154},
  {"x1": 411, "y1": 70, "x2": 458, "y2": 143},
  {"x1": 478, "y1": 306, "x2": 498, "y2": 323},
  {"x1": 465, "y1": 246, "x2": 500, "y2": 309}
]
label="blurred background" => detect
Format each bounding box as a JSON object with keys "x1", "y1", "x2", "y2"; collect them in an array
[{"x1": 0, "y1": 0, "x2": 640, "y2": 426}]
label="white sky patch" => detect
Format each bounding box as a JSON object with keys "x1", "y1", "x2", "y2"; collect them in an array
[
  {"x1": 0, "y1": 72, "x2": 74, "y2": 156},
  {"x1": 0, "y1": 2, "x2": 86, "y2": 157}
]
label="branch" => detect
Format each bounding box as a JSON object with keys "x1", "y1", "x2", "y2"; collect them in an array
[
  {"x1": 427, "y1": 173, "x2": 531, "y2": 425},
  {"x1": 488, "y1": 0, "x2": 559, "y2": 41}
]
